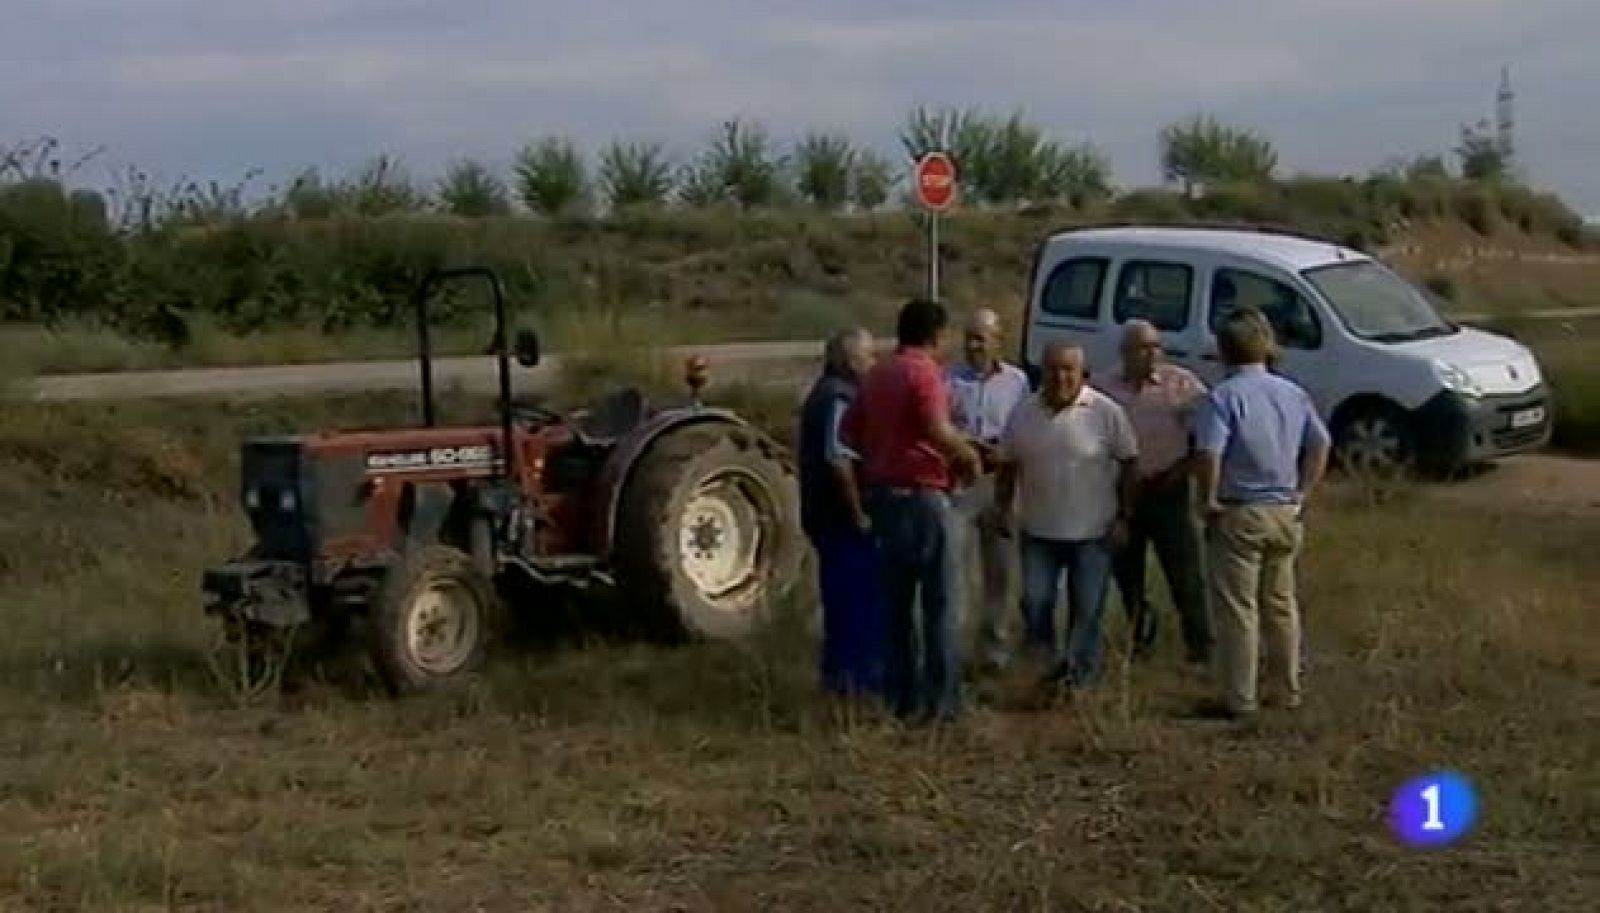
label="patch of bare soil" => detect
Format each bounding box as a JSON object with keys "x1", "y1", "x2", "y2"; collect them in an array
[{"x1": 1426, "y1": 454, "x2": 1600, "y2": 517}]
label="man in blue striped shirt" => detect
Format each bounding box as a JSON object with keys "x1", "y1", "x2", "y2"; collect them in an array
[
  {"x1": 946, "y1": 308, "x2": 1031, "y2": 671},
  {"x1": 1193, "y1": 307, "x2": 1331, "y2": 720}
]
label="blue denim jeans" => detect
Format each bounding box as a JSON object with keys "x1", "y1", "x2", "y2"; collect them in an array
[
  {"x1": 867, "y1": 487, "x2": 964, "y2": 721},
  {"x1": 812, "y1": 527, "x2": 889, "y2": 698},
  {"x1": 1019, "y1": 533, "x2": 1114, "y2": 687}
]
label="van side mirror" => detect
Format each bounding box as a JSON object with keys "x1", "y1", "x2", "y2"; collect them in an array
[{"x1": 513, "y1": 329, "x2": 542, "y2": 368}]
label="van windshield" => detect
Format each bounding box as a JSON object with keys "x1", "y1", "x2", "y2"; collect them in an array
[{"x1": 1301, "y1": 260, "x2": 1457, "y2": 343}]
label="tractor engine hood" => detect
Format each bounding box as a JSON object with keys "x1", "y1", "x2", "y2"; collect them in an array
[{"x1": 239, "y1": 436, "x2": 366, "y2": 562}]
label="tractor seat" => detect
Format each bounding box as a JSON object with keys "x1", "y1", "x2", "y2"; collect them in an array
[{"x1": 572, "y1": 387, "x2": 649, "y2": 448}]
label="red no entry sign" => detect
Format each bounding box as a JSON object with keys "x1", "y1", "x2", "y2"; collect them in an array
[{"x1": 913, "y1": 151, "x2": 957, "y2": 212}]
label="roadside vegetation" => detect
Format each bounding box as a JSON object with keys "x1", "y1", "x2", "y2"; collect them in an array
[
  {"x1": 1513, "y1": 326, "x2": 1600, "y2": 454},
  {"x1": 0, "y1": 390, "x2": 1594, "y2": 910},
  {"x1": 1, "y1": 107, "x2": 1594, "y2": 370}
]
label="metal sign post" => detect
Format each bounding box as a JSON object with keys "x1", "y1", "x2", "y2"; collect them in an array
[{"x1": 912, "y1": 151, "x2": 956, "y2": 301}]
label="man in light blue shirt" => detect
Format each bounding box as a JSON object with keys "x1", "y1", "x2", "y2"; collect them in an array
[
  {"x1": 946, "y1": 308, "x2": 1032, "y2": 670},
  {"x1": 1193, "y1": 307, "x2": 1330, "y2": 720}
]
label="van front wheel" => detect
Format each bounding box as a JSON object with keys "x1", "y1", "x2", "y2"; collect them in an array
[{"x1": 1334, "y1": 404, "x2": 1416, "y2": 478}]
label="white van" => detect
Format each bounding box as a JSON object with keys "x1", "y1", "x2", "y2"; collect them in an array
[{"x1": 1019, "y1": 226, "x2": 1553, "y2": 473}]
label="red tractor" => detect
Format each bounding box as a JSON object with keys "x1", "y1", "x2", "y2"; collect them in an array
[{"x1": 201, "y1": 268, "x2": 803, "y2": 694}]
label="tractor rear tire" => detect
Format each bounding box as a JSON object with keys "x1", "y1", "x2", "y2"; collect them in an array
[
  {"x1": 614, "y1": 423, "x2": 802, "y2": 643},
  {"x1": 369, "y1": 544, "x2": 498, "y2": 695}
]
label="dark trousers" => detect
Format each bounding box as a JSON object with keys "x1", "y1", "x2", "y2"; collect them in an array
[
  {"x1": 867, "y1": 487, "x2": 963, "y2": 721},
  {"x1": 813, "y1": 527, "x2": 889, "y2": 697},
  {"x1": 1112, "y1": 474, "x2": 1212, "y2": 662}
]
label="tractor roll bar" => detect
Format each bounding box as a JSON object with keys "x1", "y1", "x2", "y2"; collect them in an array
[{"x1": 411, "y1": 267, "x2": 516, "y2": 482}]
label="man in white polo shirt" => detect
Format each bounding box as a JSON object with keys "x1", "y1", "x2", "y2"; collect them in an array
[
  {"x1": 946, "y1": 308, "x2": 1032, "y2": 671},
  {"x1": 993, "y1": 341, "x2": 1139, "y2": 690}
]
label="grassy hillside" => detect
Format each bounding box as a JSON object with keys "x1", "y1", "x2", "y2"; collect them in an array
[
  {"x1": 0, "y1": 209, "x2": 1597, "y2": 376},
  {"x1": 0, "y1": 392, "x2": 1595, "y2": 910},
  {"x1": 1, "y1": 139, "x2": 1597, "y2": 364}
]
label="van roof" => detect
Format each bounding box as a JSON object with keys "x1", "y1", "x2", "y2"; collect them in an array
[{"x1": 1046, "y1": 225, "x2": 1370, "y2": 273}]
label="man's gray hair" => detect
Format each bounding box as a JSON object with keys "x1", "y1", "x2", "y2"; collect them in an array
[
  {"x1": 1041, "y1": 339, "x2": 1085, "y2": 363},
  {"x1": 967, "y1": 307, "x2": 1002, "y2": 334},
  {"x1": 823, "y1": 326, "x2": 872, "y2": 376}
]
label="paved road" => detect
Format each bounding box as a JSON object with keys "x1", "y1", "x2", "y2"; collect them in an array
[
  {"x1": 8, "y1": 305, "x2": 1599, "y2": 402},
  {"x1": 9, "y1": 323, "x2": 1596, "y2": 510},
  {"x1": 11, "y1": 340, "x2": 826, "y2": 402}
]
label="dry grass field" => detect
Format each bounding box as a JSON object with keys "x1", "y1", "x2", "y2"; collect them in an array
[{"x1": 1, "y1": 387, "x2": 1596, "y2": 912}]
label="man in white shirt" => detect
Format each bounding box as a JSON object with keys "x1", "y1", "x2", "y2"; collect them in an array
[
  {"x1": 946, "y1": 308, "x2": 1032, "y2": 671},
  {"x1": 993, "y1": 341, "x2": 1139, "y2": 690}
]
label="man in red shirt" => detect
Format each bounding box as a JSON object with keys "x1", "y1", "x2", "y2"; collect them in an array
[{"x1": 842, "y1": 298, "x2": 982, "y2": 722}]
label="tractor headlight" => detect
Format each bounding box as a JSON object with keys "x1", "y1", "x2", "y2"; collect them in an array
[
  {"x1": 1433, "y1": 360, "x2": 1485, "y2": 399},
  {"x1": 277, "y1": 489, "x2": 298, "y2": 512}
]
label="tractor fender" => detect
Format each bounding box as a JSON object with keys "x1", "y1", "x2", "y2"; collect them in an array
[{"x1": 592, "y1": 407, "x2": 747, "y2": 558}]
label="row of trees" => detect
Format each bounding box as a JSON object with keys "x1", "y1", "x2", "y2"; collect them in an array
[
  {"x1": 1, "y1": 104, "x2": 1583, "y2": 334},
  {"x1": 0, "y1": 106, "x2": 1533, "y2": 231},
  {"x1": 308, "y1": 109, "x2": 1526, "y2": 221},
  {"x1": 285, "y1": 108, "x2": 1111, "y2": 222},
  {"x1": 336, "y1": 109, "x2": 1512, "y2": 221}
]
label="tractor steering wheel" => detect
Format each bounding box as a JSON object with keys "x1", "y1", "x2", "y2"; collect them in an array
[{"x1": 510, "y1": 403, "x2": 562, "y2": 427}]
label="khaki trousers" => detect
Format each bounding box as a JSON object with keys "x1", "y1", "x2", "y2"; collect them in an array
[
  {"x1": 950, "y1": 475, "x2": 1016, "y2": 666},
  {"x1": 1207, "y1": 503, "x2": 1304, "y2": 714}
]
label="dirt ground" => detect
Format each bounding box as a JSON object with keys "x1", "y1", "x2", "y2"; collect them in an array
[
  {"x1": 1425, "y1": 454, "x2": 1600, "y2": 517},
  {"x1": 2, "y1": 394, "x2": 1598, "y2": 911}
]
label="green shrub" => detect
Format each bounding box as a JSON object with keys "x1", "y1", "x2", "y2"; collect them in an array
[
  {"x1": 1107, "y1": 188, "x2": 1191, "y2": 223},
  {"x1": 1280, "y1": 176, "x2": 1365, "y2": 220},
  {"x1": 1452, "y1": 185, "x2": 1499, "y2": 236},
  {"x1": 438, "y1": 160, "x2": 513, "y2": 217},
  {"x1": 0, "y1": 178, "x2": 126, "y2": 322},
  {"x1": 515, "y1": 138, "x2": 591, "y2": 216},
  {"x1": 850, "y1": 150, "x2": 895, "y2": 211},
  {"x1": 1398, "y1": 176, "x2": 1452, "y2": 220},
  {"x1": 1543, "y1": 340, "x2": 1600, "y2": 455},
  {"x1": 1555, "y1": 221, "x2": 1586, "y2": 250},
  {"x1": 1423, "y1": 274, "x2": 1458, "y2": 302},
  {"x1": 597, "y1": 141, "x2": 673, "y2": 212},
  {"x1": 1189, "y1": 182, "x2": 1289, "y2": 224},
  {"x1": 793, "y1": 133, "x2": 854, "y2": 211}
]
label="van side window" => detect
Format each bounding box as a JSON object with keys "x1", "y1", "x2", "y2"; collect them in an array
[
  {"x1": 1210, "y1": 268, "x2": 1323, "y2": 349},
  {"x1": 1039, "y1": 257, "x2": 1107, "y2": 321},
  {"x1": 1113, "y1": 261, "x2": 1192, "y2": 331}
]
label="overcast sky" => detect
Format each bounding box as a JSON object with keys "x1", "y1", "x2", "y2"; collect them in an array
[{"x1": 8, "y1": 0, "x2": 1598, "y2": 213}]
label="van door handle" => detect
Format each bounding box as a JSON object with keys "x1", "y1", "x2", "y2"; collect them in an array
[
  {"x1": 1201, "y1": 350, "x2": 1220, "y2": 362},
  {"x1": 1163, "y1": 347, "x2": 1189, "y2": 358}
]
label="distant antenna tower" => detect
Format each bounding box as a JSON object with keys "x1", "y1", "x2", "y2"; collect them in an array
[{"x1": 1495, "y1": 65, "x2": 1516, "y2": 168}]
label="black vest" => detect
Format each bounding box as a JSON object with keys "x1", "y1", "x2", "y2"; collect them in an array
[{"x1": 798, "y1": 373, "x2": 858, "y2": 540}]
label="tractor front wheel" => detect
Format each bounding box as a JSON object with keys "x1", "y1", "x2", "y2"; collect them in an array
[
  {"x1": 615, "y1": 424, "x2": 802, "y2": 642},
  {"x1": 369, "y1": 544, "x2": 498, "y2": 695}
]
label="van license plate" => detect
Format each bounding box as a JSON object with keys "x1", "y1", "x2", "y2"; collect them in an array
[{"x1": 1510, "y1": 407, "x2": 1544, "y2": 429}]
